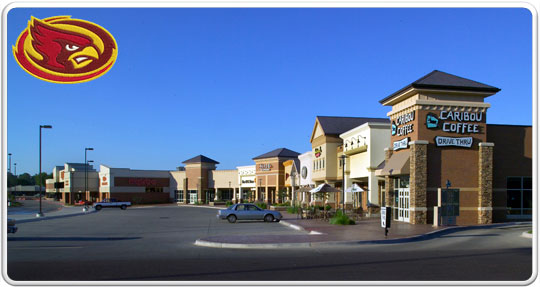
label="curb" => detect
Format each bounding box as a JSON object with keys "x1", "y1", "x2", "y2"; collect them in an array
[
  {"x1": 279, "y1": 220, "x2": 308, "y2": 233},
  {"x1": 15, "y1": 209, "x2": 98, "y2": 223},
  {"x1": 521, "y1": 231, "x2": 533, "y2": 239},
  {"x1": 194, "y1": 239, "x2": 312, "y2": 249},
  {"x1": 177, "y1": 204, "x2": 225, "y2": 210},
  {"x1": 194, "y1": 221, "x2": 532, "y2": 249}
]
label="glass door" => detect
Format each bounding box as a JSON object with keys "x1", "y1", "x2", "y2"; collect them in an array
[
  {"x1": 395, "y1": 176, "x2": 410, "y2": 223},
  {"x1": 189, "y1": 191, "x2": 198, "y2": 204}
]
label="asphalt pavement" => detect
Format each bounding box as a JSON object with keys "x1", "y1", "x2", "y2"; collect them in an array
[{"x1": 5, "y1": 204, "x2": 533, "y2": 282}]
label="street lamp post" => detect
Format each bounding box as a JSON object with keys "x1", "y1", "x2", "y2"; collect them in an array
[
  {"x1": 14, "y1": 163, "x2": 17, "y2": 176},
  {"x1": 37, "y1": 125, "x2": 52, "y2": 217},
  {"x1": 84, "y1": 159, "x2": 94, "y2": 211},
  {"x1": 85, "y1": 148, "x2": 94, "y2": 205},
  {"x1": 8, "y1": 153, "x2": 12, "y2": 173}
]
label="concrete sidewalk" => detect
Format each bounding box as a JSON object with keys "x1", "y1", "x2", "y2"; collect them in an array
[
  {"x1": 8, "y1": 204, "x2": 97, "y2": 223},
  {"x1": 196, "y1": 211, "x2": 532, "y2": 248}
]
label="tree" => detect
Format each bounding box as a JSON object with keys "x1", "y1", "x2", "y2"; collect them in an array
[
  {"x1": 7, "y1": 172, "x2": 17, "y2": 187},
  {"x1": 33, "y1": 172, "x2": 52, "y2": 186},
  {"x1": 17, "y1": 173, "x2": 34, "y2": 186}
]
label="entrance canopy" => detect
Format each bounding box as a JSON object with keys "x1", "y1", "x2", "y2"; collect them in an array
[
  {"x1": 375, "y1": 150, "x2": 410, "y2": 176},
  {"x1": 309, "y1": 183, "x2": 341, "y2": 193},
  {"x1": 345, "y1": 183, "x2": 366, "y2": 193}
]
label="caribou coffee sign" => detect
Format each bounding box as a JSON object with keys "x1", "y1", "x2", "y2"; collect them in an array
[
  {"x1": 259, "y1": 163, "x2": 273, "y2": 171},
  {"x1": 392, "y1": 111, "x2": 415, "y2": 137},
  {"x1": 426, "y1": 111, "x2": 483, "y2": 134}
]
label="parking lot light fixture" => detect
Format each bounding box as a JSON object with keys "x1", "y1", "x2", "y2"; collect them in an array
[
  {"x1": 85, "y1": 148, "x2": 94, "y2": 203},
  {"x1": 37, "y1": 125, "x2": 52, "y2": 218}
]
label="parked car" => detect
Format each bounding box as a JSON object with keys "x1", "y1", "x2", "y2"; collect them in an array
[
  {"x1": 93, "y1": 198, "x2": 131, "y2": 210},
  {"x1": 7, "y1": 218, "x2": 17, "y2": 234},
  {"x1": 217, "y1": 203, "x2": 282, "y2": 223}
]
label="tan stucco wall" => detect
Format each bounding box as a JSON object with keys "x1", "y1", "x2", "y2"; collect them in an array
[{"x1": 210, "y1": 170, "x2": 239, "y2": 188}]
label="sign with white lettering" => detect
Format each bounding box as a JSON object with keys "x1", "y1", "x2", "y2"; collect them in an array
[
  {"x1": 435, "y1": 136, "x2": 473, "y2": 148},
  {"x1": 381, "y1": 206, "x2": 392, "y2": 228},
  {"x1": 393, "y1": 137, "x2": 409, "y2": 150},
  {"x1": 426, "y1": 111, "x2": 483, "y2": 135},
  {"x1": 392, "y1": 111, "x2": 415, "y2": 137},
  {"x1": 259, "y1": 163, "x2": 272, "y2": 171}
]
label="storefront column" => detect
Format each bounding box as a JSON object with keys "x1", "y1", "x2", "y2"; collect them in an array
[
  {"x1": 478, "y1": 142, "x2": 494, "y2": 224},
  {"x1": 368, "y1": 173, "x2": 379, "y2": 206},
  {"x1": 265, "y1": 186, "x2": 269, "y2": 204},
  {"x1": 238, "y1": 187, "x2": 243, "y2": 202},
  {"x1": 383, "y1": 148, "x2": 394, "y2": 207},
  {"x1": 409, "y1": 140, "x2": 428, "y2": 224},
  {"x1": 183, "y1": 178, "x2": 188, "y2": 204},
  {"x1": 232, "y1": 187, "x2": 237, "y2": 203}
]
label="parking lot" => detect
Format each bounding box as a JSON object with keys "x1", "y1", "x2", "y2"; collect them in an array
[{"x1": 7, "y1": 205, "x2": 533, "y2": 282}]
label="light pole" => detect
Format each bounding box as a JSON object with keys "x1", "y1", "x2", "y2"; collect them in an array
[
  {"x1": 291, "y1": 169, "x2": 296, "y2": 206},
  {"x1": 85, "y1": 148, "x2": 94, "y2": 203},
  {"x1": 8, "y1": 153, "x2": 12, "y2": 173},
  {"x1": 84, "y1": 159, "x2": 94, "y2": 211},
  {"x1": 37, "y1": 125, "x2": 52, "y2": 217},
  {"x1": 13, "y1": 163, "x2": 17, "y2": 176},
  {"x1": 340, "y1": 154, "x2": 347, "y2": 213}
]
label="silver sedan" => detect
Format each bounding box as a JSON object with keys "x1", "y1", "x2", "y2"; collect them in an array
[{"x1": 217, "y1": 203, "x2": 282, "y2": 223}]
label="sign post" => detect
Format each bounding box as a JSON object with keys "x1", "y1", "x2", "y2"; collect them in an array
[{"x1": 381, "y1": 206, "x2": 392, "y2": 237}]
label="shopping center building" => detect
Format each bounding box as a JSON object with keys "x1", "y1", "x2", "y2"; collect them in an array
[
  {"x1": 252, "y1": 148, "x2": 301, "y2": 204},
  {"x1": 44, "y1": 70, "x2": 531, "y2": 226},
  {"x1": 376, "y1": 70, "x2": 532, "y2": 225},
  {"x1": 46, "y1": 163, "x2": 99, "y2": 204},
  {"x1": 309, "y1": 116, "x2": 389, "y2": 208}
]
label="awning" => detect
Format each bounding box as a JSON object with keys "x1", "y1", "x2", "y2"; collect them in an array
[
  {"x1": 309, "y1": 183, "x2": 341, "y2": 193},
  {"x1": 345, "y1": 183, "x2": 366, "y2": 192},
  {"x1": 375, "y1": 150, "x2": 410, "y2": 176}
]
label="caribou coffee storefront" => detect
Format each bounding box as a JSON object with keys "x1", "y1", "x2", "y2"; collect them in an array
[{"x1": 377, "y1": 70, "x2": 532, "y2": 225}]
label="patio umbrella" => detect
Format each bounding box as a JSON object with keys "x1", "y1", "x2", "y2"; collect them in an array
[
  {"x1": 309, "y1": 184, "x2": 341, "y2": 208},
  {"x1": 309, "y1": 183, "x2": 341, "y2": 193},
  {"x1": 345, "y1": 183, "x2": 367, "y2": 209},
  {"x1": 345, "y1": 183, "x2": 366, "y2": 193}
]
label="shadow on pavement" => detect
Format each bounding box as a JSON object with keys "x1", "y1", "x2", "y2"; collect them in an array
[{"x1": 8, "y1": 236, "x2": 142, "y2": 241}]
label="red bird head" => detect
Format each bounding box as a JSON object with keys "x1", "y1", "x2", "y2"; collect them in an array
[{"x1": 28, "y1": 17, "x2": 101, "y2": 71}]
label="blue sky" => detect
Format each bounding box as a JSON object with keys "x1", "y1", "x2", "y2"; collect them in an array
[{"x1": 6, "y1": 7, "x2": 532, "y2": 174}]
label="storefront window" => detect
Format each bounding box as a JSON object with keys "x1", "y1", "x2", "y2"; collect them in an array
[
  {"x1": 507, "y1": 177, "x2": 532, "y2": 217},
  {"x1": 145, "y1": 187, "x2": 163, "y2": 193},
  {"x1": 175, "y1": 190, "x2": 184, "y2": 202}
]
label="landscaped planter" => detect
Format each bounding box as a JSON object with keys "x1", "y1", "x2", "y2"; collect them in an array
[
  {"x1": 270, "y1": 206, "x2": 288, "y2": 211},
  {"x1": 209, "y1": 202, "x2": 226, "y2": 206}
]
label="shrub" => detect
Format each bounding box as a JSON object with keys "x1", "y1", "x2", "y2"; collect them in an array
[
  {"x1": 330, "y1": 210, "x2": 355, "y2": 225},
  {"x1": 255, "y1": 201, "x2": 267, "y2": 209},
  {"x1": 225, "y1": 201, "x2": 233, "y2": 207},
  {"x1": 275, "y1": 202, "x2": 291, "y2": 207},
  {"x1": 325, "y1": 204, "x2": 332, "y2": 211},
  {"x1": 287, "y1": 205, "x2": 300, "y2": 214},
  {"x1": 194, "y1": 201, "x2": 203, "y2": 205}
]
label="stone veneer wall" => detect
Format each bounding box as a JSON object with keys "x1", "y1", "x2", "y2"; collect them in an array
[
  {"x1": 478, "y1": 142, "x2": 494, "y2": 224},
  {"x1": 409, "y1": 141, "x2": 428, "y2": 224},
  {"x1": 384, "y1": 148, "x2": 394, "y2": 207}
]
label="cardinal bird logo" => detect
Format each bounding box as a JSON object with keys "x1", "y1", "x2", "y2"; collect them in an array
[{"x1": 13, "y1": 16, "x2": 117, "y2": 83}]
